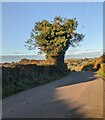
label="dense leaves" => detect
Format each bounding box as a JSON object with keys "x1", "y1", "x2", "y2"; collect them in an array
[{"x1": 25, "y1": 16, "x2": 84, "y2": 55}]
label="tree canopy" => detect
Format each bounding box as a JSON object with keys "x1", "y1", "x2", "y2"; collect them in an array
[{"x1": 25, "y1": 16, "x2": 84, "y2": 56}]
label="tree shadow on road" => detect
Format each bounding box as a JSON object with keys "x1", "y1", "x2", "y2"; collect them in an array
[
  {"x1": 31, "y1": 71, "x2": 101, "y2": 118},
  {"x1": 2, "y1": 70, "x2": 102, "y2": 118},
  {"x1": 57, "y1": 71, "x2": 100, "y2": 88}
]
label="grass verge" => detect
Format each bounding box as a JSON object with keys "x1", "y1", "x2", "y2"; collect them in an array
[{"x1": 2, "y1": 63, "x2": 70, "y2": 98}]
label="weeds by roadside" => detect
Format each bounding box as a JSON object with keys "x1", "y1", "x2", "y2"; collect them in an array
[
  {"x1": 97, "y1": 63, "x2": 105, "y2": 80},
  {"x1": 2, "y1": 62, "x2": 69, "y2": 98}
]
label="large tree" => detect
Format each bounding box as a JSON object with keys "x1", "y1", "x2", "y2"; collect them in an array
[{"x1": 25, "y1": 16, "x2": 84, "y2": 64}]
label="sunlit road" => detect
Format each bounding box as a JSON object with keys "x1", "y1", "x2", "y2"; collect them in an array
[{"x1": 2, "y1": 71, "x2": 103, "y2": 118}]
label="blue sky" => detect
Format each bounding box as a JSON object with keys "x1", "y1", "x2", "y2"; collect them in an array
[{"x1": 2, "y1": 2, "x2": 103, "y2": 57}]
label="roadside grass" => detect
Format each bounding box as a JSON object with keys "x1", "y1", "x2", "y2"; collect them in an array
[
  {"x1": 2, "y1": 63, "x2": 70, "y2": 98},
  {"x1": 97, "y1": 63, "x2": 105, "y2": 80},
  {"x1": 3, "y1": 72, "x2": 69, "y2": 98},
  {"x1": 97, "y1": 71, "x2": 105, "y2": 80}
]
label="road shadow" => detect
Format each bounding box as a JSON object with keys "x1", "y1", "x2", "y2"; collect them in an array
[
  {"x1": 30, "y1": 71, "x2": 100, "y2": 118},
  {"x1": 57, "y1": 71, "x2": 100, "y2": 88},
  {"x1": 33, "y1": 71, "x2": 102, "y2": 118},
  {"x1": 2, "y1": 68, "x2": 102, "y2": 118}
]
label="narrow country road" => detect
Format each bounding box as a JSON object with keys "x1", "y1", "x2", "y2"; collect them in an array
[{"x1": 2, "y1": 71, "x2": 103, "y2": 118}]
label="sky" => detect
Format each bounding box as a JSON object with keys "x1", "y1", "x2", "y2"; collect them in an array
[{"x1": 2, "y1": 2, "x2": 103, "y2": 58}]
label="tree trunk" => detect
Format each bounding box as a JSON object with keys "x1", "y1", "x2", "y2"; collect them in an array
[{"x1": 46, "y1": 53, "x2": 65, "y2": 64}]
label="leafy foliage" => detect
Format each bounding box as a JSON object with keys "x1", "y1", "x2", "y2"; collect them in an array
[
  {"x1": 25, "y1": 16, "x2": 84, "y2": 55},
  {"x1": 98, "y1": 63, "x2": 105, "y2": 80},
  {"x1": 2, "y1": 62, "x2": 69, "y2": 98}
]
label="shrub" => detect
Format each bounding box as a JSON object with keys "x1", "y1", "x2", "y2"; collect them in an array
[
  {"x1": 2, "y1": 61, "x2": 69, "y2": 98},
  {"x1": 98, "y1": 63, "x2": 105, "y2": 80}
]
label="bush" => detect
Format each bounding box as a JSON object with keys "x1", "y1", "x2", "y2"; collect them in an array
[
  {"x1": 98, "y1": 63, "x2": 105, "y2": 80},
  {"x1": 2, "y1": 61, "x2": 69, "y2": 98}
]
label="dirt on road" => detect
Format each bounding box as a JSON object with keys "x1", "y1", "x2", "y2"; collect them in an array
[{"x1": 2, "y1": 71, "x2": 103, "y2": 118}]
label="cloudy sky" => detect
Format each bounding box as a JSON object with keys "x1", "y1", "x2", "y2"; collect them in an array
[{"x1": 2, "y1": 2, "x2": 103, "y2": 58}]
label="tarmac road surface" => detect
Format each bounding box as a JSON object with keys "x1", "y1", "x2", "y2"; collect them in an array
[{"x1": 2, "y1": 71, "x2": 103, "y2": 118}]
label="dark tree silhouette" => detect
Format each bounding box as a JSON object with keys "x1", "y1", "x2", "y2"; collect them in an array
[{"x1": 25, "y1": 16, "x2": 84, "y2": 64}]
